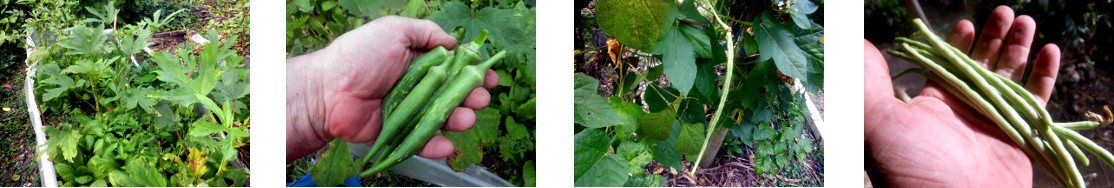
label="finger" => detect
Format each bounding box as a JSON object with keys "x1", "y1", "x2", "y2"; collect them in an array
[
  {"x1": 1025, "y1": 44, "x2": 1060, "y2": 106},
  {"x1": 389, "y1": 16, "x2": 458, "y2": 50},
  {"x1": 993, "y1": 15, "x2": 1036, "y2": 82},
  {"x1": 484, "y1": 69, "x2": 500, "y2": 89},
  {"x1": 461, "y1": 87, "x2": 492, "y2": 109},
  {"x1": 416, "y1": 135, "x2": 455, "y2": 159},
  {"x1": 863, "y1": 39, "x2": 898, "y2": 110},
  {"x1": 947, "y1": 19, "x2": 975, "y2": 53},
  {"x1": 444, "y1": 107, "x2": 477, "y2": 132},
  {"x1": 970, "y1": 6, "x2": 1015, "y2": 69}
]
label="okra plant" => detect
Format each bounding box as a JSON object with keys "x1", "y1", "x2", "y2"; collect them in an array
[
  {"x1": 33, "y1": 4, "x2": 250, "y2": 187},
  {"x1": 574, "y1": 0, "x2": 823, "y2": 186}
]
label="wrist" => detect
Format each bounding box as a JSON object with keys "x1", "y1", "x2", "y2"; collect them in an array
[{"x1": 286, "y1": 49, "x2": 332, "y2": 161}]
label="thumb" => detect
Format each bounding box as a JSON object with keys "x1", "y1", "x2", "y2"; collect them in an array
[{"x1": 864, "y1": 39, "x2": 897, "y2": 110}]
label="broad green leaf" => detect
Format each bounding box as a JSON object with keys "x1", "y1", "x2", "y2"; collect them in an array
[
  {"x1": 573, "y1": 128, "x2": 610, "y2": 179},
  {"x1": 505, "y1": 117, "x2": 529, "y2": 140},
  {"x1": 445, "y1": 108, "x2": 502, "y2": 170},
  {"x1": 55, "y1": 163, "x2": 76, "y2": 182},
  {"x1": 652, "y1": 23, "x2": 711, "y2": 95},
  {"x1": 674, "y1": 121, "x2": 706, "y2": 156},
  {"x1": 573, "y1": 74, "x2": 622, "y2": 128},
  {"x1": 618, "y1": 141, "x2": 653, "y2": 176},
  {"x1": 47, "y1": 129, "x2": 81, "y2": 162},
  {"x1": 754, "y1": 123, "x2": 777, "y2": 141},
  {"x1": 126, "y1": 158, "x2": 167, "y2": 187},
  {"x1": 800, "y1": 137, "x2": 814, "y2": 153},
  {"x1": 736, "y1": 61, "x2": 777, "y2": 108},
  {"x1": 524, "y1": 160, "x2": 536, "y2": 187},
  {"x1": 731, "y1": 120, "x2": 756, "y2": 147},
  {"x1": 691, "y1": 58, "x2": 720, "y2": 104},
  {"x1": 427, "y1": 2, "x2": 531, "y2": 56},
  {"x1": 594, "y1": 0, "x2": 670, "y2": 51},
  {"x1": 573, "y1": 154, "x2": 629, "y2": 187},
  {"x1": 309, "y1": 138, "x2": 358, "y2": 186},
  {"x1": 91, "y1": 179, "x2": 107, "y2": 187},
  {"x1": 624, "y1": 174, "x2": 664, "y2": 187},
  {"x1": 677, "y1": 98, "x2": 706, "y2": 123},
  {"x1": 108, "y1": 170, "x2": 135, "y2": 187},
  {"x1": 644, "y1": 85, "x2": 680, "y2": 113},
  {"x1": 76, "y1": 175, "x2": 93, "y2": 184},
  {"x1": 87, "y1": 155, "x2": 118, "y2": 179},
  {"x1": 637, "y1": 109, "x2": 675, "y2": 141},
  {"x1": 188, "y1": 120, "x2": 224, "y2": 137},
  {"x1": 611, "y1": 97, "x2": 643, "y2": 141},
  {"x1": 653, "y1": 120, "x2": 684, "y2": 170},
  {"x1": 516, "y1": 98, "x2": 536, "y2": 121},
  {"x1": 443, "y1": 107, "x2": 501, "y2": 170},
  {"x1": 754, "y1": 12, "x2": 808, "y2": 79},
  {"x1": 41, "y1": 75, "x2": 75, "y2": 102}
]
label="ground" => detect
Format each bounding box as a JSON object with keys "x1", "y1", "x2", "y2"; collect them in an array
[{"x1": 0, "y1": 49, "x2": 40, "y2": 187}]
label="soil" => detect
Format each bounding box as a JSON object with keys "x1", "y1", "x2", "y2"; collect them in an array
[
  {"x1": 653, "y1": 118, "x2": 825, "y2": 187},
  {"x1": 0, "y1": 59, "x2": 41, "y2": 187},
  {"x1": 146, "y1": 29, "x2": 200, "y2": 55}
]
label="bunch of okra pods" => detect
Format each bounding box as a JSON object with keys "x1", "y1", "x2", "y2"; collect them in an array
[{"x1": 360, "y1": 30, "x2": 506, "y2": 177}]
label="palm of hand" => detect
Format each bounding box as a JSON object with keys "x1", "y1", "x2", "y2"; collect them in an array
[
  {"x1": 320, "y1": 27, "x2": 420, "y2": 143},
  {"x1": 866, "y1": 84, "x2": 1032, "y2": 187},
  {"x1": 865, "y1": 6, "x2": 1062, "y2": 187}
]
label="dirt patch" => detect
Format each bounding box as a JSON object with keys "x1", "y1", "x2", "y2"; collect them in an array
[
  {"x1": 146, "y1": 29, "x2": 200, "y2": 55},
  {"x1": 0, "y1": 61, "x2": 41, "y2": 187}
]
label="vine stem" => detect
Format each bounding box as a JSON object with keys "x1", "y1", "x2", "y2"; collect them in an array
[{"x1": 691, "y1": 0, "x2": 735, "y2": 176}]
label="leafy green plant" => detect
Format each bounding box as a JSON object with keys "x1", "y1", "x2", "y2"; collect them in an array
[
  {"x1": 574, "y1": 0, "x2": 823, "y2": 186},
  {"x1": 32, "y1": 4, "x2": 249, "y2": 187}
]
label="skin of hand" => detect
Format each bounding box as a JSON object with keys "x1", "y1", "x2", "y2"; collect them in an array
[
  {"x1": 864, "y1": 6, "x2": 1061, "y2": 187},
  {"x1": 287, "y1": 16, "x2": 500, "y2": 163}
]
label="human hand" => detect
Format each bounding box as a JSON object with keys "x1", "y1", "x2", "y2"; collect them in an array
[
  {"x1": 287, "y1": 16, "x2": 499, "y2": 162},
  {"x1": 864, "y1": 6, "x2": 1061, "y2": 187}
]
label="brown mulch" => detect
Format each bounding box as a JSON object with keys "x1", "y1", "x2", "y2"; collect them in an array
[{"x1": 146, "y1": 29, "x2": 199, "y2": 55}]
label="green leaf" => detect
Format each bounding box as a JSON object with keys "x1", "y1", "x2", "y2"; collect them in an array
[
  {"x1": 618, "y1": 141, "x2": 653, "y2": 176},
  {"x1": 445, "y1": 108, "x2": 502, "y2": 170},
  {"x1": 637, "y1": 108, "x2": 675, "y2": 141},
  {"x1": 573, "y1": 73, "x2": 622, "y2": 128},
  {"x1": 754, "y1": 123, "x2": 777, "y2": 141},
  {"x1": 573, "y1": 154, "x2": 629, "y2": 187},
  {"x1": 524, "y1": 160, "x2": 536, "y2": 187},
  {"x1": 731, "y1": 120, "x2": 756, "y2": 147},
  {"x1": 47, "y1": 129, "x2": 81, "y2": 162},
  {"x1": 108, "y1": 170, "x2": 135, "y2": 187},
  {"x1": 41, "y1": 75, "x2": 75, "y2": 102},
  {"x1": 652, "y1": 23, "x2": 711, "y2": 95},
  {"x1": 754, "y1": 12, "x2": 808, "y2": 79},
  {"x1": 427, "y1": 2, "x2": 532, "y2": 56},
  {"x1": 611, "y1": 97, "x2": 643, "y2": 141},
  {"x1": 594, "y1": 0, "x2": 670, "y2": 51},
  {"x1": 674, "y1": 121, "x2": 706, "y2": 156},
  {"x1": 91, "y1": 179, "x2": 107, "y2": 187},
  {"x1": 126, "y1": 158, "x2": 166, "y2": 187},
  {"x1": 515, "y1": 98, "x2": 536, "y2": 121},
  {"x1": 624, "y1": 174, "x2": 664, "y2": 187},
  {"x1": 309, "y1": 138, "x2": 358, "y2": 186},
  {"x1": 573, "y1": 128, "x2": 610, "y2": 179},
  {"x1": 644, "y1": 85, "x2": 680, "y2": 113},
  {"x1": 188, "y1": 120, "x2": 224, "y2": 137},
  {"x1": 88, "y1": 155, "x2": 119, "y2": 179},
  {"x1": 653, "y1": 121, "x2": 684, "y2": 170}
]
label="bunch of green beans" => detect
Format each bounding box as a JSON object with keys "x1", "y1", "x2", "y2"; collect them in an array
[
  {"x1": 889, "y1": 19, "x2": 1114, "y2": 188},
  {"x1": 360, "y1": 30, "x2": 507, "y2": 177}
]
